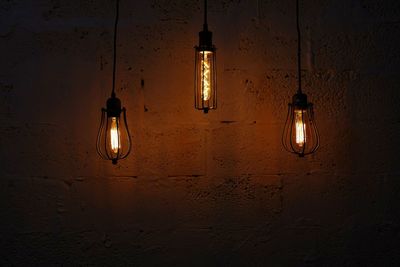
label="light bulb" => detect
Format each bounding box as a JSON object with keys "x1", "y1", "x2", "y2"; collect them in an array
[
  {"x1": 95, "y1": 0, "x2": 132, "y2": 164},
  {"x1": 194, "y1": 20, "x2": 217, "y2": 113},
  {"x1": 200, "y1": 51, "x2": 212, "y2": 101},
  {"x1": 295, "y1": 109, "x2": 306, "y2": 147},
  {"x1": 110, "y1": 117, "x2": 121, "y2": 154},
  {"x1": 96, "y1": 97, "x2": 132, "y2": 164},
  {"x1": 282, "y1": 93, "x2": 319, "y2": 157},
  {"x1": 195, "y1": 48, "x2": 216, "y2": 112}
]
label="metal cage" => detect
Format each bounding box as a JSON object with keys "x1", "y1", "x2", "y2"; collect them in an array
[
  {"x1": 96, "y1": 97, "x2": 132, "y2": 164},
  {"x1": 282, "y1": 93, "x2": 320, "y2": 157},
  {"x1": 194, "y1": 45, "x2": 217, "y2": 113}
]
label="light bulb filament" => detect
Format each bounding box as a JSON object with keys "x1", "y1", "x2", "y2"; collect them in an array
[
  {"x1": 110, "y1": 117, "x2": 121, "y2": 153},
  {"x1": 200, "y1": 51, "x2": 212, "y2": 101},
  {"x1": 295, "y1": 110, "x2": 306, "y2": 147}
]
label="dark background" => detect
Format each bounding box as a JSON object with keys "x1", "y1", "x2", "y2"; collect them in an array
[{"x1": 1, "y1": 0, "x2": 400, "y2": 265}]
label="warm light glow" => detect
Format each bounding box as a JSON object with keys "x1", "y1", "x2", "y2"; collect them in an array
[
  {"x1": 200, "y1": 51, "x2": 212, "y2": 101},
  {"x1": 110, "y1": 117, "x2": 121, "y2": 153},
  {"x1": 295, "y1": 109, "x2": 306, "y2": 146}
]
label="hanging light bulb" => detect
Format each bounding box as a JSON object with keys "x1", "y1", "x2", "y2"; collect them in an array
[
  {"x1": 96, "y1": 0, "x2": 132, "y2": 164},
  {"x1": 110, "y1": 117, "x2": 121, "y2": 153},
  {"x1": 282, "y1": 93, "x2": 319, "y2": 156},
  {"x1": 294, "y1": 109, "x2": 306, "y2": 146},
  {"x1": 282, "y1": 0, "x2": 319, "y2": 157},
  {"x1": 97, "y1": 96, "x2": 131, "y2": 164},
  {"x1": 194, "y1": 0, "x2": 217, "y2": 113}
]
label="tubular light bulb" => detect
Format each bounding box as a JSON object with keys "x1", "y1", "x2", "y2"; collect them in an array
[
  {"x1": 110, "y1": 117, "x2": 121, "y2": 154},
  {"x1": 295, "y1": 109, "x2": 306, "y2": 147},
  {"x1": 201, "y1": 51, "x2": 212, "y2": 101}
]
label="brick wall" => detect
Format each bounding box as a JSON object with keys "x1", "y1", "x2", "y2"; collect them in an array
[{"x1": 1, "y1": 0, "x2": 400, "y2": 265}]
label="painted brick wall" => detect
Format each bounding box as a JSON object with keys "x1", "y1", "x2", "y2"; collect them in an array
[{"x1": 1, "y1": 0, "x2": 400, "y2": 265}]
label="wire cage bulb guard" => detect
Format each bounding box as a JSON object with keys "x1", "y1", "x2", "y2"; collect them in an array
[
  {"x1": 96, "y1": 96, "x2": 132, "y2": 164},
  {"x1": 96, "y1": 0, "x2": 132, "y2": 164},
  {"x1": 282, "y1": 93, "x2": 319, "y2": 157},
  {"x1": 194, "y1": 0, "x2": 217, "y2": 113},
  {"x1": 282, "y1": 0, "x2": 320, "y2": 157}
]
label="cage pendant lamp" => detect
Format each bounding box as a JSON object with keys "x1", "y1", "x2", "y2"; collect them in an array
[
  {"x1": 282, "y1": 0, "x2": 319, "y2": 157},
  {"x1": 194, "y1": 0, "x2": 217, "y2": 113},
  {"x1": 96, "y1": 0, "x2": 131, "y2": 164}
]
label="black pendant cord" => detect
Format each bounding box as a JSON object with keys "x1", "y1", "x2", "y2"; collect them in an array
[
  {"x1": 203, "y1": 0, "x2": 208, "y2": 31},
  {"x1": 296, "y1": 0, "x2": 302, "y2": 94},
  {"x1": 111, "y1": 0, "x2": 120, "y2": 98}
]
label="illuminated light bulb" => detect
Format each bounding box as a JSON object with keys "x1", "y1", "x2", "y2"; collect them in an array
[
  {"x1": 282, "y1": 0, "x2": 319, "y2": 157},
  {"x1": 295, "y1": 109, "x2": 306, "y2": 146},
  {"x1": 195, "y1": 47, "x2": 216, "y2": 113},
  {"x1": 282, "y1": 93, "x2": 319, "y2": 157},
  {"x1": 110, "y1": 117, "x2": 121, "y2": 154},
  {"x1": 194, "y1": 0, "x2": 217, "y2": 113},
  {"x1": 96, "y1": 0, "x2": 132, "y2": 164},
  {"x1": 97, "y1": 96, "x2": 132, "y2": 164},
  {"x1": 200, "y1": 51, "x2": 212, "y2": 101}
]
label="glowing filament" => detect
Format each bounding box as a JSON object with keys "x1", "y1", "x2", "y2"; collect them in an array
[
  {"x1": 110, "y1": 117, "x2": 121, "y2": 153},
  {"x1": 200, "y1": 51, "x2": 212, "y2": 101},
  {"x1": 295, "y1": 110, "x2": 306, "y2": 146}
]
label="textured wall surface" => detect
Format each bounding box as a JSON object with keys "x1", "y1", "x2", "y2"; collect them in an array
[{"x1": 1, "y1": 0, "x2": 400, "y2": 265}]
